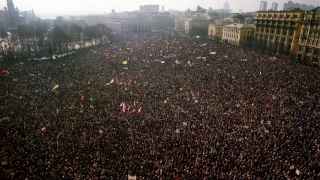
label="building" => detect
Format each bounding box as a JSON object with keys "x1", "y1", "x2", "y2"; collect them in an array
[
  {"x1": 151, "y1": 12, "x2": 174, "y2": 32},
  {"x1": 20, "y1": 10, "x2": 38, "y2": 24},
  {"x1": 283, "y1": 1, "x2": 316, "y2": 11},
  {"x1": 255, "y1": 8, "x2": 320, "y2": 64},
  {"x1": 208, "y1": 23, "x2": 223, "y2": 40},
  {"x1": 7, "y1": 0, "x2": 18, "y2": 24},
  {"x1": 222, "y1": 23, "x2": 255, "y2": 46},
  {"x1": 185, "y1": 17, "x2": 209, "y2": 37},
  {"x1": 184, "y1": 19, "x2": 191, "y2": 34},
  {"x1": 0, "y1": 9, "x2": 7, "y2": 26},
  {"x1": 139, "y1": 5, "x2": 159, "y2": 14},
  {"x1": 74, "y1": 10, "x2": 174, "y2": 36},
  {"x1": 259, "y1": 1, "x2": 268, "y2": 11},
  {"x1": 175, "y1": 16, "x2": 187, "y2": 33},
  {"x1": 255, "y1": 10, "x2": 305, "y2": 55},
  {"x1": 271, "y1": 2, "x2": 279, "y2": 11},
  {"x1": 178, "y1": 8, "x2": 210, "y2": 37},
  {"x1": 297, "y1": 8, "x2": 320, "y2": 64}
]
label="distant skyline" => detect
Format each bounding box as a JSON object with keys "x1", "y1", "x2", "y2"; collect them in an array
[{"x1": 1, "y1": 0, "x2": 319, "y2": 18}]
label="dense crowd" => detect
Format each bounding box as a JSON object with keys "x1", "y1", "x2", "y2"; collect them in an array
[{"x1": 0, "y1": 36, "x2": 320, "y2": 179}]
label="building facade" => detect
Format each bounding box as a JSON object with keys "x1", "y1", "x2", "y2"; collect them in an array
[
  {"x1": 185, "y1": 18, "x2": 209, "y2": 37},
  {"x1": 208, "y1": 23, "x2": 223, "y2": 40},
  {"x1": 255, "y1": 8, "x2": 320, "y2": 64},
  {"x1": 222, "y1": 23, "x2": 255, "y2": 46},
  {"x1": 255, "y1": 10, "x2": 305, "y2": 55},
  {"x1": 175, "y1": 16, "x2": 187, "y2": 33},
  {"x1": 0, "y1": 9, "x2": 7, "y2": 26},
  {"x1": 298, "y1": 8, "x2": 320, "y2": 64}
]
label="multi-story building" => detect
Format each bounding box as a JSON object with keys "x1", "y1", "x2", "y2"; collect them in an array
[
  {"x1": 222, "y1": 23, "x2": 255, "y2": 46},
  {"x1": 298, "y1": 8, "x2": 320, "y2": 64},
  {"x1": 255, "y1": 10, "x2": 305, "y2": 55},
  {"x1": 185, "y1": 18, "x2": 209, "y2": 37},
  {"x1": 208, "y1": 23, "x2": 223, "y2": 40},
  {"x1": 259, "y1": 1, "x2": 268, "y2": 11},
  {"x1": 6, "y1": 0, "x2": 18, "y2": 27},
  {"x1": 78, "y1": 10, "x2": 173, "y2": 35},
  {"x1": 255, "y1": 8, "x2": 320, "y2": 64},
  {"x1": 174, "y1": 16, "x2": 187, "y2": 33},
  {"x1": 184, "y1": 19, "x2": 192, "y2": 34},
  {"x1": 271, "y1": 2, "x2": 279, "y2": 11},
  {"x1": 20, "y1": 10, "x2": 38, "y2": 24},
  {"x1": 0, "y1": 9, "x2": 6, "y2": 25},
  {"x1": 140, "y1": 5, "x2": 159, "y2": 14},
  {"x1": 283, "y1": 1, "x2": 315, "y2": 11}
]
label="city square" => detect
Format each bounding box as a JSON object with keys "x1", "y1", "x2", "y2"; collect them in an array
[
  {"x1": 0, "y1": 0, "x2": 320, "y2": 179},
  {"x1": 1, "y1": 36, "x2": 320, "y2": 179}
]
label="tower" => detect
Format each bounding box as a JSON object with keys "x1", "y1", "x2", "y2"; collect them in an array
[
  {"x1": 259, "y1": 1, "x2": 268, "y2": 11},
  {"x1": 6, "y1": 0, "x2": 18, "y2": 28},
  {"x1": 7, "y1": 0, "x2": 14, "y2": 12}
]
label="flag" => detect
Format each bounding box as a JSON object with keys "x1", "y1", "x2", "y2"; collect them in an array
[{"x1": 0, "y1": 69, "x2": 9, "y2": 76}]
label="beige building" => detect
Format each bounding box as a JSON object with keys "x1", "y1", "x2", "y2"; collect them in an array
[
  {"x1": 298, "y1": 8, "x2": 320, "y2": 64},
  {"x1": 222, "y1": 23, "x2": 255, "y2": 46},
  {"x1": 208, "y1": 23, "x2": 223, "y2": 40},
  {"x1": 255, "y1": 8, "x2": 320, "y2": 64},
  {"x1": 255, "y1": 10, "x2": 305, "y2": 55}
]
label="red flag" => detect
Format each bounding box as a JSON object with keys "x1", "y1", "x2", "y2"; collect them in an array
[{"x1": 0, "y1": 69, "x2": 9, "y2": 76}]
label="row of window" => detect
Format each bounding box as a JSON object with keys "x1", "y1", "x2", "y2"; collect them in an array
[
  {"x1": 256, "y1": 28, "x2": 294, "y2": 35},
  {"x1": 223, "y1": 32, "x2": 239, "y2": 40},
  {"x1": 256, "y1": 21, "x2": 296, "y2": 26},
  {"x1": 299, "y1": 39, "x2": 320, "y2": 47},
  {"x1": 299, "y1": 47, "x2": 320, "y2": 55},
  {"x1": 255, "y1": 35, "x2": 292, "y2": 43},
  {"x1": 257, "y1": 13, "x2": 303, "y2": 19}
]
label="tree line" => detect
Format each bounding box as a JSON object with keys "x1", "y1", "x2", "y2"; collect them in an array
[{"x1": 0, "y1": 17, "x2": 112, "y2": 61}]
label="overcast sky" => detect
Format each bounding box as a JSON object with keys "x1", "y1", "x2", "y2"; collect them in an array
[{"x1": 4, "y1": 0, "x2": 320, "y2": 17}]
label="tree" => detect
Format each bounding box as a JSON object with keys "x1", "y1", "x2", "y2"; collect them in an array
[
  {"x1": 48, "y1": 26, "x2": 71, "y2": 54},
  {"x1": 83, "y1": 24, "x2": 111, "y2": 40},
  {"x1": 68, "y1": 23, "x2": 83, "y2": 41},
  {"x1": 16, "y1": 24, "x2": 34, "y2": 39}
]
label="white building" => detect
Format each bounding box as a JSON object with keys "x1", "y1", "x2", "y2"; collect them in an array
[{"x1": 222, "y1": 23, "x2": 255, "y2": 46}]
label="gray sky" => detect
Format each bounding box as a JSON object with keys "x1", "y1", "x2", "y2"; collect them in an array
[{"x1": 7, "y1": 0, "x2": 320, "y2": 17}]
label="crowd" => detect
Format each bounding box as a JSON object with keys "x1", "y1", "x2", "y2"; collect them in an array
[{"x1": 0, "y1": 35, "x2": 320, "y2": 179}]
